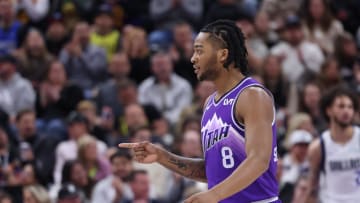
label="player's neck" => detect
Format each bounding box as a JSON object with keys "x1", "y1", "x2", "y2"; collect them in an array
[
  {"x1": 329, "y1": 124, "x2": 353, "y2": 144},
  {"x1": 214, "y1": 68, "x2": 245, "y2": 97}
]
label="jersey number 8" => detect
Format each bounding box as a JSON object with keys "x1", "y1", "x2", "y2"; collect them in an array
[{"x1": 221, "y1": 146, "x2": 235, "y2": 168}]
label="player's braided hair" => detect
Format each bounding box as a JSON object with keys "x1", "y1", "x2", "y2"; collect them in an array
[{"x1": 201, "y1": 19, "x2": 249, "y2": 75}]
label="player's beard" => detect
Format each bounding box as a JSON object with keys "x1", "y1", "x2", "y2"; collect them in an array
[
  {"x1": 333, "y1": 116, "x2": 353, "y2": 129},
  {"x1": 198, "y1": 54, "x2": 220, "y2": 81}
]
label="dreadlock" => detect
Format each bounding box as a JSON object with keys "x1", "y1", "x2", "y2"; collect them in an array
[{"x1": 200, "y1": 19, "x2": 248, "y2": 75}]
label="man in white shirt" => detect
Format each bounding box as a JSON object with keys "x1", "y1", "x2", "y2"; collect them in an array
[
  {"x1": 138, "y1": 50, "x2": 193, "y2": 125},
  {"x1": 53, "y1": 111, "x2": 107, "y2": 184},
  {"x1": 91, "y1": 149, "x2": 133, "y2": 203},
  {"x1": 271, "y1": 15, "x2": 324, "y2": 85}
]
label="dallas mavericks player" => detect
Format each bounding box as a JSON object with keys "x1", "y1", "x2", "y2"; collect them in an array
[
  {"x1": 307, "y1": 86, "x2": 360, "y2": 203},
  {"x1": 119, "y1": 20, "x2": 280, "y2": 203}
]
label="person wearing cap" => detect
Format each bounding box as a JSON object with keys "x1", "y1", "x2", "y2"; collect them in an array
[
  {"x1": 270, "y1": 14, "x2": 324, "y2": 85},
  {"x1": 90, "y1": 4, "x2": 120, "y2": 61},
  {"x1": 53, "y1": 111, "x2": 107, "y2": 185},
  {"x1": 0, "y1": 54, "x2": 35, "y2": 119},
  {"x1": 279, "y1": 129, "x2": 312, "y2": 202},
  {"x1": 138, "y1": 51, "x2": 193, "y2": 126}
]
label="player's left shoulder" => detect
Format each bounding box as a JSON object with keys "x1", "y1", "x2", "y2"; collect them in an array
[{"x1": 239, "y1": 86, "x2": 273, "y2": 104}]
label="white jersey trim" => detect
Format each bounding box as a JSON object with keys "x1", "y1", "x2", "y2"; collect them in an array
[{"x1": 251, "y1": 196, "x2": 278, "y2": 203}]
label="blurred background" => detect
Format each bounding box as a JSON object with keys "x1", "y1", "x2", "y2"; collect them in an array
[{"x1": 0, "y1": 0, "x2": 359, "y2": 202}]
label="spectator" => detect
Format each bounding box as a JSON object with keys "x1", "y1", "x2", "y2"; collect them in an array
[
  {"x1": 76, "y1": 100, "x2": 111, "y2": 143},
  {"x1": 53, "y1": 112, "x2": 107, "y2": 185},
  {"x1": 334, "y1": 32, "x2": 359, "y2": 81},
  {"x1": 77, "y1": 135, "x2": 111, "y2": 186},
  {"x1": 0, "y1": 126, "x2": 20, "y2": 185},
  {"x1": 14, "y1": 109, "x2": 59, "y2": 185},
  {"x1": 45, "y1": 13, "x2": 70, "y2": 57},
  {"x1": 91, "y1": 149, "x2": 134, "y2": 203},
  {"x1": 261, "y1": 55, "x2": 292, "y2": 110},
  {"x1": 96, "y1": 52, "x2": 131, "y2": 116},
  {"x1": 138, "y1": 51, "x2": 193, "y2": 125},
  {"x1": 23, "y1": 184, "x2": 51, "y2": 203},
  {"x1": 0, "y1": 0, "x2": 23, "y2": 55},
  {"x1": 121, "y1": 25, "x2": 151, "y2": 84},
  {"x1": 60, "y1": 160, "x2": 90, "y2": 200},
  {"x1": 298, "y1": 80, "x2": 327, "y2": 133},
  {"x1": 317, "y1": 57, "x2": 343, "y2": 90},
  {"x1": 90, "y1": 4, "x2": 120, "y2": 61},
  {"x1": 170, "y1": 21, "x2": 197, "y2": 87},
  {"x1": 301, "y1": 0, "x2": 344, "y2": 55},
  {"x1": 0, "y1": 55, "x2": 35, "y2": 119},
  {"x1": 279, "y1": 130, "x2": 312, "y2": 202},
  {"x1": 271, "y1": 14, "x2": 325, "y2": 85},
  {"x1": 13, "y1": 28, "x2": 54, "y2": 88},
  {"x1": 123, "y1": 170, "x2": 161, "y2": 203},
  {"x1": 59, "y1": 22, "x2": 108, "y2": 96},
  {"x1": 35, "y1": 60, "x2": 83, "y2": 138}
]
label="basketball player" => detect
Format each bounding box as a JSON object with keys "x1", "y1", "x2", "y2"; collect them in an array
[
  {"x1": 307, "y1": 86, "x2": 360, "y2": 203},
  {"x1": 119, "y1": 20, "x2": 280, "y2": 203}
]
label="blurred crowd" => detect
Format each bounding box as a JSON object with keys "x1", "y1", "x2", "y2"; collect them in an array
[{"x1": 0, "y1": 0, "x2": 360, "y2": 202}]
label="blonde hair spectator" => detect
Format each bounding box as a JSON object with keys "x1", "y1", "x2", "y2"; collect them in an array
[{"x1": 23, "y1": 185, "x2": 51, "y2": 203}]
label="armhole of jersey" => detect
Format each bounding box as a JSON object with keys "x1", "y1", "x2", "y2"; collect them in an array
[
  {"x1": 320, "y1": 135, "x2": 326, "y2": 174},
  {"x1": 203, "y1": 93, "x2": 215, "y2": 110},
  {"x1": 231, "y1": 84, "x2": 275, "y2": 129}
]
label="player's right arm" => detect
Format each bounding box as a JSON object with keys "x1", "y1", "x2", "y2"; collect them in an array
[
  {"x1": 119, "y1": 142, "x2": 207, "y2": 182},
  {"x1": 306, "y1": 138, "x2": 322, "y2": 202}
]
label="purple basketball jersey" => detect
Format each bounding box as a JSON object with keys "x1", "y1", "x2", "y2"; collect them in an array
[{"x1": 201, "y1": 77, "x2": 279, "y2": 203}]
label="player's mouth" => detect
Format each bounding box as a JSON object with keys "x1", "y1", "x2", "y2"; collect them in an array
[{"x1": 193, "y1": 65, "x2": 200, "y2": 74}]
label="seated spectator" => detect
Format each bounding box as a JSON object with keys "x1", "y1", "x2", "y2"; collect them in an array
[
  {"x1": 12, "y1": 28, "x2": 54, "y2": 88},
  {"x1": 61, "y1": 160, "x2": 90, "y2": 200},
  {"x1": 298, "y1": 80, "x2": 327, "y2": 133},
  {"x1": 316, "y1": 57, "x2": 344, "y2": 90},
  {"x1": 77, "y1": 135, "x2": 111, "y2": 186},
  {"x1": 35, "y1": 60, "x2": 83, "y2": 139},
  {"x1": 53, "y1": 112, "x2": 107, "y2": 185},
  {"x1": 301, "y1": 0, "x2": 344, "y2": 55},
  {"x1": 45, "y1": 13, "x2": 70, "y2": 57},
  {"x1": 0, "y1": 55, "x2": 35, "y2": 119},
  {"x1": 170, "y1": 21, "x2": 197, "y2": 87},
  {"x1": 23, "y1": 184, "x2": 51, "y2": 203},
  {"x1": 76, "y1": 100, "x2": 111, "y2": 143},
  {"x1": 279, "y1": 130, "x2": 312, "y2": 202},
  {"x1": 271, "y1": 14, "x2": 324, "y2": 85},
  {"x1": 334, "y1": 32, "x2": 359, "y2": 81},
  {"x1": 96, "y1": 52, "x2": 131, "y2": 118},
  {"x1": 59, "y1": 22, "x2": 108, "y2": 96},
  {"x1": 0, "y1": 0, "x2": 23, "y2": 55},
  {"x1": 91, "y1": 149, "x2": 134, "y2": 203},
  {"x1": 138, "y1": 51, "x2": 193, "y2": 125},
  {"x1": 122, "y1": 170, "x2": 161, "y2": 203},
  {"x1": 90, "y1": 4, "x2": 120, "y2": 61},
  {"x1": 121, "y1": 25, "x2": 151, "y2": 84},
  {"x1": 0, "y1": 191, "x2": 12, "y2": 203},
  {"x1": 13, "y1": 109, "x2": 59, "y2": 185}
]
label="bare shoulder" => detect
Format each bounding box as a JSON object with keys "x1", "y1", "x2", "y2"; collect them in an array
[
  {"x1": 308, "y1": 138, "x2": 321, "y2": 158},
  {"x1": 236, "y1": 86, "x2": 274, "y2": 122},
  {"x1": 236, "y1": 86, "x2": 273, "y2": 110}
]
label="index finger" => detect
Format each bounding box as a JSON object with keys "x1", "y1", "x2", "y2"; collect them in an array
[{"x1": 118, "y1": 143, "x2": 138, "y2": 148}]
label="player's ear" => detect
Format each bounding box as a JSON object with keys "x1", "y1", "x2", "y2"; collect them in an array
[{"x1": 219, "y1": 49, "x2": 229, "y2": 63}]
